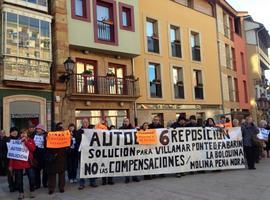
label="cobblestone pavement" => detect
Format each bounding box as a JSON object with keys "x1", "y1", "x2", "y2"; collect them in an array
[{"x1": 1, "y1": 159, "x2": 270, "y2": 200}]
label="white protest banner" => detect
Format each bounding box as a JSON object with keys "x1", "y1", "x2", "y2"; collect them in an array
[
  {"x1": 34, "y1": 135, "x2": 44, "y2": 148},
  {"x1": 7, "y1": 140, "x2": 29, "y2": 161},
  {"x1": 80, "y1": 127, "x2": 245, "y2": 178},
  {"x1": 257, "y1": 128, "x2": 270, "y2": 141}
]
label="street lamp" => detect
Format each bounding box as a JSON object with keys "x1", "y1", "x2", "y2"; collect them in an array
[{"x1": 59, "y1": 57, "x2": 75, "y2": 82}]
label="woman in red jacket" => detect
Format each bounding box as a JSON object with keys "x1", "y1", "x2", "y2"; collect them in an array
[{"x1": 9, "y1": 129, "x2": 36, "y2": 200}]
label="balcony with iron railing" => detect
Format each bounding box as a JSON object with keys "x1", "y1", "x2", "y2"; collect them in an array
[
  {"x1": 69, "y1": 74, "x2": 140, "y2": 99},
  {"x1": 192, "y1": 46, "x2": 201, "y2": 61},
  {"x1": 97, "y1": 20, "x2": 115, "y2": 42},
  {"x1": 147, "y1": 35, "x2": 159, "y2": 53},
  {"x1": 194, "y1": 85, "x2": 204, "y2": 99},
  {"x1": 171, "y1": 41, "x2": 182, "y2": 58}
]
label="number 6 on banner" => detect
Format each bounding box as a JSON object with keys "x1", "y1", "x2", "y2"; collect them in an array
[{"x1": 159, "y1": 130, "x2": 169, "y2": 145}]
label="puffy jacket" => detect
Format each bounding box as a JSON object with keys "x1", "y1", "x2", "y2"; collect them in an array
[{"x1": 9, "y1": 138, "x2": 36, "y2": 170}]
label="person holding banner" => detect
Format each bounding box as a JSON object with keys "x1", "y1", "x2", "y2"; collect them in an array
[
  {"x1": 171, "y1": 115, "x2": 186, "y2": 129},
  {"x1": 7, "y1": 127, "x2": 20, "y2": 193},
  {"x1": 120, "y1": 118, "x2": 140, "y2": 183},
  {"x1": 45, "y1": 122, "x2": 68, "y2": 194},
  {"x1": 8, "y1": 129, "x2": 36, "y2": 199},
  {"x1": 77, "y1": 118, "x2": 98, "y2": 190},
  {"x1": 0, "y1": 130, "x2": 8, "y2": 176},
  {"x1": 241, "y1": 116, "x2": 259, "y2": 170},
  {"x1": 149, "y1": 116, "x2": 164, "y2": 129},
  {"x1": 33, "y1": 124, "x2": 48, "y2": 189},
  {"x1": 185, "y1": 115, "x2": 199, "y2": 127},
  {"x1": 67, "y1": 123, "x2": 79, "y2": 184},
  {"x1": 101, "y1": 123, "x2": 115, "y2": 185}
]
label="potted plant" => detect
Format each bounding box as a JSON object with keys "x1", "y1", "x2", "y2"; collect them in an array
[
  {"x1": 152, "y1": 79, "x2": 161, "y2": 84},
  {"x1": 125, "y1": 74, "x2": 136, "y2": 80},
  {"x1": 106, "y1": 72, "x2": 115, "y2": 77},
  {"x1": 176, "y1": 80, "x2": 183, "y2": 86},
  {"x1": 174, "y1": 39, "x2": 181, "y2": 44},
  {"x1": 102, "y1": 17, "x2": 114, "y2": 25},
  {"x1": 82, "y1": 70, "x2": 93, "y2": 77}
]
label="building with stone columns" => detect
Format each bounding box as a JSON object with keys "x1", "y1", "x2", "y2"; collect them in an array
[
  {"x1": 0, "y1": 0, "x2": 52, "y2": 132},
  {"x1": 51, "y1": 0, "x2": 140, "y2": 128}
]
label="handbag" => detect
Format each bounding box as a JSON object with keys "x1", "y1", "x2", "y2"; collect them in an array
[{"x1": 252, "y1": 134, "x2": 261, "y2": 147}]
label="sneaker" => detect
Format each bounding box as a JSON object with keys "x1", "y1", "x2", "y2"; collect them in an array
[
  {"x1": 60, "y1": 189, "x2": 64, "y2": 193},
  {"x1": 69, "y1": 179, "x2": 74, "y2": 184},
  {"x1": 90, "y1": 183, "x2": 98, "y2": 188},
  {"x1": 18, "y1": 193, "x2": 24, "y2": 200},
  {"x1": 108, "y1": 181, "x2": 114, "y2": 185},
  {"x1": 29, "y1": 192, "x2": 35, "y2": 198},
  {"x1": 73, "y1": 179, "x2": 78, "y2": 183},
  {"x1": 48, "y1": 190, "x2": 54, "y2": 195},
  {"x1": 78, "y1": 185, "x2": 85, "y2": 190}
]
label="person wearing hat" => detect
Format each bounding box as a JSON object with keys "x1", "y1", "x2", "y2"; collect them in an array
[
  {"x1": 185, "y1": 115, "x2": 199, "y2": 127},
  {"x1": 171, "y1": 115, "x2": 186, "y2": 128},
  {"x1": 33, "y1": 124, "x2": 48, "y2": 189}
]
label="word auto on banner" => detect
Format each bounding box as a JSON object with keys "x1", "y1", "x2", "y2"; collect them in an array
[{"x1": 80, "y1": 127, "x2": 245, "y2": 178}]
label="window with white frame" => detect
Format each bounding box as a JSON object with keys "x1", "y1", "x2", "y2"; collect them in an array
[
  {"x1": 170, "y1": 25, "x2": 182, "y2": 58},
  {"x1": 149, "y1": 63, "x2": 162, "y2": 98},
  {"x1": 146, "y1": 18, "x2": 159, "y2": 53},
  {"x1": 2, "y1": 11, "x2": 51, "y2": 83},
  {"x1": 172, "y1": 67, "x2": 184, "y2": 99},
  {"x1": 193, "y1": 69, "x2": 204, "y2": 99},
  {"x1": 190, "y1": 31, "x2": 201, "y2": 61}
]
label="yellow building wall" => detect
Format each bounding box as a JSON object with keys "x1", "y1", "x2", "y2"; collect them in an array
[
  {"x1": 246, "y1": 45, "x2": 260, "y2": 101},
  {"x1": 135, "y1": 0, "x2": 221, "y2": 105},
  {"x1": 66, "y1": 0, "x2": 140, "y2": 55}
]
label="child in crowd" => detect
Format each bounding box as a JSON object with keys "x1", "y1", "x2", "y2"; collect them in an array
[
  {"x1": 8, "y1": 129, "x2": 36, "y2": 199},
  {"x1": 33, "y1": 124, "x2": 47, "y2": 189}
]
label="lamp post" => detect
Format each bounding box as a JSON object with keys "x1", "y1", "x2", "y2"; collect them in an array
[
  {"x1": 59, "y1": 57, "x2": 75, "y2": 82},
  {"x1": 59, "y1": 57, "x2": 75, "y2": 124}
]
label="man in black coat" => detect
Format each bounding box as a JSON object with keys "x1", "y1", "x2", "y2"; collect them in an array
[
  {"x1": 77, "y1": 118, "x2": 97, "y2": 190},
  {"x1": 148, "y1": 115, "x2": 164, "y2": 129},
  {"x1": 0, "y1": 130, "x2": 8, "y2": 176},
  {"x1": 119, "y1": 118, "x2": 140, "y2": 183}
]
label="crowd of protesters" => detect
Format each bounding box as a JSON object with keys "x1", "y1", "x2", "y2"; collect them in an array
[{"x1": 0, "y1": 114, "x2": 269, "y2": 199}]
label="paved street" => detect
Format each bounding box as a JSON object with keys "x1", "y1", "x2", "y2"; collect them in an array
[{"x1": 1, "y1": 159, "x2": 270, "y2": 200}]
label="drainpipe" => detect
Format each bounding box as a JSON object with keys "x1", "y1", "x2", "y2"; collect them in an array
[
  {"x1": 132, "y1": 58, "x2": 138, "y2": 126},
  {"x1": 213, "y1": 3, "x2": 225, "y2": 116}
]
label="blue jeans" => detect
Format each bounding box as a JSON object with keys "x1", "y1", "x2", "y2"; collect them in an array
[{"x1": 79, "y1": 178, "x2": 96, "y2": 186}]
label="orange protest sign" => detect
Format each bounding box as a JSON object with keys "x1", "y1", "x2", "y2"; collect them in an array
[
  {"x1": 136, "y1": 129, "x2": 158, "y2": 145},
  {"x1": 95, "y1": 123, "x2": 108, "y2": 130},
  {"x1": 47, "y1": 130, "x2": 71, "y2": 148}
]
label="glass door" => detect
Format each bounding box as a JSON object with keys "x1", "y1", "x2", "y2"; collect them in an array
[{"x1": 108, "y1": 64, "x2": 125, "y2": 94}]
